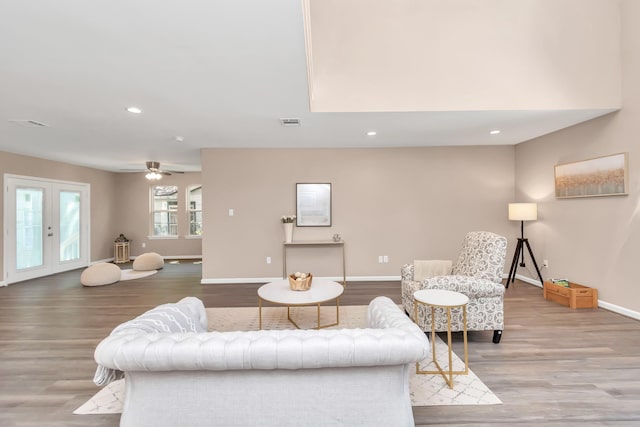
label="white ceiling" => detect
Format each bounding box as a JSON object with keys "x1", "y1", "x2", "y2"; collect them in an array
[{"x1": 0, "y1": 1, "x2": 615, "y2": 173}]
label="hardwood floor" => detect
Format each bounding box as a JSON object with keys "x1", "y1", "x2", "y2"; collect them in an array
[{"x1": 1, "y1": 261, "x2": 639, "y2": 426}]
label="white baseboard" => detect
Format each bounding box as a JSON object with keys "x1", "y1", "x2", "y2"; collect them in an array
[
  {"x1": 0, "y1": 280, "x2": 6, "y2": 287},
  {"x1": 90, "y1": 255, "x2": 203, "y2": 264},
  {"x1": 511, "y1": 274, "x2": 640, "y2": 321},
  {"x1": 201, "y1": 275, "x2": 401, "y2": 285},
  {"x1": 598, "y1": 300, "x2": 640, "y2": 321},
  {"x1": 348, "y1": 275, "x2": 401, "y2": 282},
  {"x1": 201, "y1": 276, "x2": 281, "y2": 284},
  {"x1": 131, "y1": 254, "x2": 203, "y2": 260},
  {"x1": 513, "y1": 274, "x2": 543, "y2": 287},
  {"x1": 201, "y1": 271, "x2": 640, "y2": 321}
]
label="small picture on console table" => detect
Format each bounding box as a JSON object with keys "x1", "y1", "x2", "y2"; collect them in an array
[
  {"x1": 296, "y1": 183, "x2": 331, "y2": 226},
  {"x1": 554, "y1": 152, "x2": 628, "y2": 199}
]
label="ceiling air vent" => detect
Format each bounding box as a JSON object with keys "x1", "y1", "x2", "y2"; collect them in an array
[
  {"x1": 9, "y1": 119, "x2": 49, "y2": 128},
  {"x1": 280, "y1": 118, "x2": 300, "y2": 127}
]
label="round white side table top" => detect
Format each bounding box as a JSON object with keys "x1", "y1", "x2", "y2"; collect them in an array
[
  {"x1": 414, "y1": 289, "x2": 469, "y2": 307},
  {"x1": 258, "y1": 279, "x2": 344, "y2": 306}
]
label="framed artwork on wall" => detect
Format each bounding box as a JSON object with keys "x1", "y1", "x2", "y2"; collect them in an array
[
  {"x1": 554, "y1": 152, "x2": 628, "y2": 198},
  {"x1": 296, "y1": 183, "x2": 332, "y2": 226}
]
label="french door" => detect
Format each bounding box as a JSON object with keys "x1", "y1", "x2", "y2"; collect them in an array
[{"x1": 4, "y1": 175, "x2": 90, "y2": 284}]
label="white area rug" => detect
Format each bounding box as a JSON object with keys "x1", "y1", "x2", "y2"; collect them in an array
[
  {"x1": 74, "y1": 305, "x2": 501, "y2": 414},
  {"x1": 119, "y1": 269, "x2": 157, "y2": 281}
]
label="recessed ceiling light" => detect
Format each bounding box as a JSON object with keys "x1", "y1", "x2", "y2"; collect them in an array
[
  {"x1": 175, "y1": 136, "x2": 185, "y2": 142},
  {"x1": 367, "y1": 131, "x2": 377, "y2": 136},
  {"x1": 126, "y1": 106, "x2": 142, "y2": 114},
  {"x1": 489, "y1": 130, "x2": 501, "y2": 135}
]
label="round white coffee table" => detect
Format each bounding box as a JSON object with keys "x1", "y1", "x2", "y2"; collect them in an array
[
  {"x1": 257, "y1": 279, "x2": 344, "y2": 330},
  {"x1": 413, "y1": 289, "x2": 469, "y2": 388}
]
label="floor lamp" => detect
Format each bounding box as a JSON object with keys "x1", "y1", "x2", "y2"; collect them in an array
[{"x1": 506, "y1": 203, "x2": 543, "y2": 288}]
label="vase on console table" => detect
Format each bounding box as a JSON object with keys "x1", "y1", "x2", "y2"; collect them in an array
[{"x1": 283, "y1": 222, "x2": 294, "y2": 243}]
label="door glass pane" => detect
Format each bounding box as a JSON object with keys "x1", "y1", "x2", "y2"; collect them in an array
[
  {"x1": 59, "y1": 191, "x2": 80, "y2": 262},
  {"x1": 152, "y1": 185, "x2": 179, "y2": 236},
  {"x1": 16, "y1": 188, "x2": 44, "y2": 269},
  {"x1": 188, "y1": 185, "x2": 202, "y2": 236}
]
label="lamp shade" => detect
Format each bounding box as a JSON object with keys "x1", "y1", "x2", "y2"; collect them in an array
[{"x1": 508, "y1": 203, "x2": 537, "y2": 221}]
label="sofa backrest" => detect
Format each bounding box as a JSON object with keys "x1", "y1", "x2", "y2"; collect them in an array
[{"x1": 94, "y1": 296, "x2": 429, "y2": 378}]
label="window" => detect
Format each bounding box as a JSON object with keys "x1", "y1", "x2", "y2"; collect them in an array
[
  {"x1": 188, "y1": 185, "x2": 202, "y2": 236},
  {"x1": 151, "y1": 185, "x2": 178, "y2": 237}
]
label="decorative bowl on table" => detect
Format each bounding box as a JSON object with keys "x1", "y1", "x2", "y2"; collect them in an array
[{"x1": 288, "y1": 272, "x2": 313, "y2": 291}]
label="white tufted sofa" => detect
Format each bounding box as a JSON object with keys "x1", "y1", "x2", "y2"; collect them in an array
[
  {"x1": 402, "y1": 231, "x2": 507, "y2": 343},
  {"x1": 93, "y1": 296, "x2": 429, "y2": 427}
]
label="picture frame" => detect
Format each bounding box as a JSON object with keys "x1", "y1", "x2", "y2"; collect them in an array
[
  {"x1": 296, "y1": 183, "x2": 332, "y2": 227},
  {"x1": 555, "y1": 153, "x2": 628, "y2": 198}
]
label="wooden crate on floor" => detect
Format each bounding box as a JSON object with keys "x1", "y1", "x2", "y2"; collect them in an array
[{"x1": 543, "y1": 281, "x2": 598, "y2": 309}]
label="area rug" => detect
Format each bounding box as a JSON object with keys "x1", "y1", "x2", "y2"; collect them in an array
[
  {"x1": 119, "y1": 269, "x2": 157, "y2": 281},
  {"x1": 74, "y1": 305, "x2": 501, "y2": 414}
]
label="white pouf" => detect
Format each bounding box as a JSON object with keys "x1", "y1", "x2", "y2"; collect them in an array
[
  {"x1": 133, "y1": 252, "x2": 164, "y2": 271},
  {"x1": 81, "y1": 263, "x2": 122, "y2": 287}
]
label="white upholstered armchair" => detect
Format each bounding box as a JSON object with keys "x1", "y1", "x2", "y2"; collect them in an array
[{"x1": 401, "y1": 231, "x2": 507, "y2": 343}]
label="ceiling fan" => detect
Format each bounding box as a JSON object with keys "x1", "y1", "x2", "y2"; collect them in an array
[{"x1": 128, "y1": 161, "x2": 185, "y2": 180}]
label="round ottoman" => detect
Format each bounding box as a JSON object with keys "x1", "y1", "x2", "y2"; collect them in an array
[
  {"x1": 81, "y1": 263, "x2": 122, "y2": 287},
  {"x1": 133, "y1": 252, "x2": 164, "y2": 271}
]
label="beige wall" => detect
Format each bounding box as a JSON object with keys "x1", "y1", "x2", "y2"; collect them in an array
[
  {"x1": 113, "y1": 172, "x2": 202, "y2": 258},
  {"x1": 513, "y1": 0, "x2": 640, "y2": 313},
  {"x1": 306, "y1": 0, "x2": 620, "y2": 112},
  {"x1": 0, "y1": 151, "x2": 119, "y2": 277},
  {"x1": 201, "y1": 146, "x2": 515, "y2": 281}
]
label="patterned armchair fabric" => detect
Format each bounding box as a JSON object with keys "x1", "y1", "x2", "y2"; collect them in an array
[{"x1": 401, "y1": 231, "x2": 507, "y2": 343}]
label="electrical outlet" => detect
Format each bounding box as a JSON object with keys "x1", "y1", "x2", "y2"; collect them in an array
[
  {"x1": 228, "y1": 209, "x2": 234, "y2": 216},
  {"x1": 543, "y1": 259, "x2": 549, "y2": 268},
  {"x1": 378, "y1": 255, "x2": 384, "y2": 263},
  {"x1": 141, "y1": 242, "x2": 146, "y2": 248},
  {"x1": 266, "y1": 256, "x2": 271, "y2": 264},
  {"x1": 383, "y1": 255, "x2": 389, "y2": 263}
]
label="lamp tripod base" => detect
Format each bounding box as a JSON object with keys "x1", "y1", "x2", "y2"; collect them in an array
[{"x1": 506, "y1": 238, "x2": 543, "y2": 288}]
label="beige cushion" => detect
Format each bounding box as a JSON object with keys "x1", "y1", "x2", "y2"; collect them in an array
[
  {"x1": 81, "y1": 263, "x2": 122, "y2": 287},
  {"x1": 413, "y1": 260, "x2": 452, "y2": 281},
  {"x1": 133, "y1": 252, "x2": 164, "y2": 271}
]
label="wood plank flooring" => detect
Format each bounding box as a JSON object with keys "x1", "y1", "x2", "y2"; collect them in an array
[{"x1": 1, "y1": 261, "x2": 639, "y2": 426}]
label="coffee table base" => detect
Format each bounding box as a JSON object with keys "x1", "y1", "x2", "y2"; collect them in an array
[{"x1": 258, "y1": 299, "x2": 341, "y2": 330}]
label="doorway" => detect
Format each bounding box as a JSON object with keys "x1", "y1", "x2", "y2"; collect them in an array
[{"x1": 4, "y1": 175, "x2": 90, "y2": 284}]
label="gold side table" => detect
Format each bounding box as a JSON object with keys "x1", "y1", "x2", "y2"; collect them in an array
[
  {"x1": 414, "y1": 289, "x2": 469, "y2": 388},
  {"x1": 114, "y1": 242, "x2": 130, "y2": 264}
]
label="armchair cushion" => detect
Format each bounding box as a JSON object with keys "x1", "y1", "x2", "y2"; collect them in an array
[
  {"x1": 413, "y1": 260, "x2": 452, "y2": 281},
  {"x1": 422, "y1": 275, "x2": 504, "y2": 299}
]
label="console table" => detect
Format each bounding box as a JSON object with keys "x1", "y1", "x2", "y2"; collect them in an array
[{"x1": 282, "y1": 241, "x2": 346, "y2": 287}]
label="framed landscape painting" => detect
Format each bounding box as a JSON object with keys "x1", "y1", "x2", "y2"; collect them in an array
[{"x1": 555, "y1": 153, "x2": 628, "y2": 198}]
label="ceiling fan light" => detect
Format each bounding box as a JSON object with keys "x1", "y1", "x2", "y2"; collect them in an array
[{"x1": 145, "y1": 172, "x2": 161, "y2": 180}]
